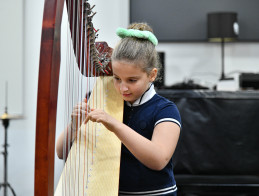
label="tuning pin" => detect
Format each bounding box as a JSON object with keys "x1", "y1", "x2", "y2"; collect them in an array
[
  {"x1": 104, "y1": 69, "x2": 110, "y2": 75},
  {"x1": 84, "y1": 9, "x2": 91, "y2": 15},
  {"x1": 106, "y1": 65, "x2": 112, "y2": 71},
  {"x1": 87, "y1": 24, "x2": 92, "y2": 31},
  {"x1": 102, "y1": 52, "x2": 108, "y2": 58},
  {"x1": 90, "y1": 5, "x2": 96, "y2": 12},
  {"x1": 99, "y1": 67, "x2": 106, "y2": 74},
  {"x1": 90, "y1": 39, "x2": 95, "y2": 45},
  {"x1": 87, "y1": 16, "x2": 92, "y2": 22},
  {"x1": 84, "y1": 2, "x2": 90, "y2": 9},
  {"x1": 88, "y1": 30, "x2": 94, "y2": 38},
  {"x1": 90, "y1": 12, "x2": 96, "y2": 18}
]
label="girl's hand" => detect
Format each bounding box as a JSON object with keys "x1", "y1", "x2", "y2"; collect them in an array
[
  {"x1": 57, "y1": 98, "x2": 90, "y2": 159},
  {"x1": 84, "y1": 109, "x2": 116, "y2": 131},
  {"x1": 71, "y1": 98, "x2": 90, "y2": 130}
]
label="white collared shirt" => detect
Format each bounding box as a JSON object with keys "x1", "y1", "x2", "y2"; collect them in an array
[{"x1": 126, "y1": 83, "x2": 156, "y2": 107}]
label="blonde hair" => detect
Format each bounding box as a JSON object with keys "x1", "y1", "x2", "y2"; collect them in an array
[{"x1": 112, "y1": 23, "x2": 161, "y2": 81}]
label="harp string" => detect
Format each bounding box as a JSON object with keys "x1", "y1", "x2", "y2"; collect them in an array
[
  {"x1": 60, "y1": 0, "x2": 101, "y2": 194},
  {"x1": 55, "y1": 0, "x2": 121, "y2": 195}
]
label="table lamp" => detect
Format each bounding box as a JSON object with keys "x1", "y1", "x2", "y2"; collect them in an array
[{"x1": 207, "y1": 12, "x2": 239, "y2": 80}]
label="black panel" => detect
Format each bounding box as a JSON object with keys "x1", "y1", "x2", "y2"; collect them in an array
[
  {"x1": 130, "y1": 0, "x2": 259, "y2": 42},
  {"x1": 153, "y1": 52, "x2": 165, "y2": 88},
  {"x1": 157, "y1": 90, "x2": 259, "y2": 195}
]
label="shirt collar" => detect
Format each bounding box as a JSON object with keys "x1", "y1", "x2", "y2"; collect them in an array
[{"x1": 126, "y1": 83, "x2": 156, "y2": 107}]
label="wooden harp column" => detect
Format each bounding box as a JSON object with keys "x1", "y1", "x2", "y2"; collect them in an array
[
  {"x1": 34, "y1": 0, "x2": 118, "y2": 195},
  {"x1": 35, "y1": 0, "x2": 64, "y2": 195}
]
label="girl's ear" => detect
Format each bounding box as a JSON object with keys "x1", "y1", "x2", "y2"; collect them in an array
[{"x1": 149, "y1": 68, "x2": 158, "y2": 82}]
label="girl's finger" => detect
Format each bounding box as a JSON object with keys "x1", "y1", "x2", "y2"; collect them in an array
[{"x1": 84, "y1": 116, "x2": 90, "y2": 124}]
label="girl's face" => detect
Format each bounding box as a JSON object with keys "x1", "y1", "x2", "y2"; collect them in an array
[{"x1": 112, "y1": 60, "x2": 157, "y2": 104}]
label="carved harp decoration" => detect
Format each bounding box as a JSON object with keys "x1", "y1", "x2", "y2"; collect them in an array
[{"x1": 34, "y1": 0, "x2": 122, "y2": 195}]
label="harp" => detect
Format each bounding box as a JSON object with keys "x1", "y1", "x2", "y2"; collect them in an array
[{"x1": 34, "y1": 0, "x2": 123, "y2": 195}]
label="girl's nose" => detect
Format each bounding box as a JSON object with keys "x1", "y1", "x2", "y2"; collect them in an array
[{"x1": 120, "y1": 82, "x2": 128, "y2": 91}]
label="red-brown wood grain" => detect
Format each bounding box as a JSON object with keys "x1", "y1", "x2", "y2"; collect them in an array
[{"x1": 34, "y1": 0, "x2": 64, "y2": 195}]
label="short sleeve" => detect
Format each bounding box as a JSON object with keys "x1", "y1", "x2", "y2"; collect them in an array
[{"x1": 154, "y1": 102, "x2": 181, "y2": 128}]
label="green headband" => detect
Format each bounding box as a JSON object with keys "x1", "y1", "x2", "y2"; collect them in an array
[{"x1": 116, "y1": 27, "x2": 158, "y2": 46}]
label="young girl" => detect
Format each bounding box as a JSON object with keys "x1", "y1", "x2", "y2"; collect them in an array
[{"x1": 57, "y1": 23, "x2": 181, "y2": 195}]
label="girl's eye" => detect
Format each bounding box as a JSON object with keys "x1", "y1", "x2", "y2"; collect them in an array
[
  {"x1": 113, "y1": 76, "x2": 120, "y2": 81},
  {"x1": 129, "y1": 79, "x2": 137, "y2": 83}
]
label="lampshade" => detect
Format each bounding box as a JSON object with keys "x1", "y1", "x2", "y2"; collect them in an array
[{"x1": 207, "y1": 12, "x2": 239, "y2": 42}]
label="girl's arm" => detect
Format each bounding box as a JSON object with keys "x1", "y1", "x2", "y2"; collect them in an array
[
  {"x1": 56, "y1": 123, "x2": 73, "y2": 159},
  {"x1": 85, "y1": 109, "x2": 180, "y2": 170}
]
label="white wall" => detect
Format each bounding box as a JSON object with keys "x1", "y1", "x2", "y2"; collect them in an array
[
  {"x1": 0, "y1": 1, "x2": 24, "y2": 115},
  {"x1": 0, "y1": 0, "x2": 44, "y2": 195},
  {"x1": 1, "y1": 0, "x2": 259, "y2": 195},
  {"x1": 157, "y1": 42, "x2": 259, "y2": 88}
]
